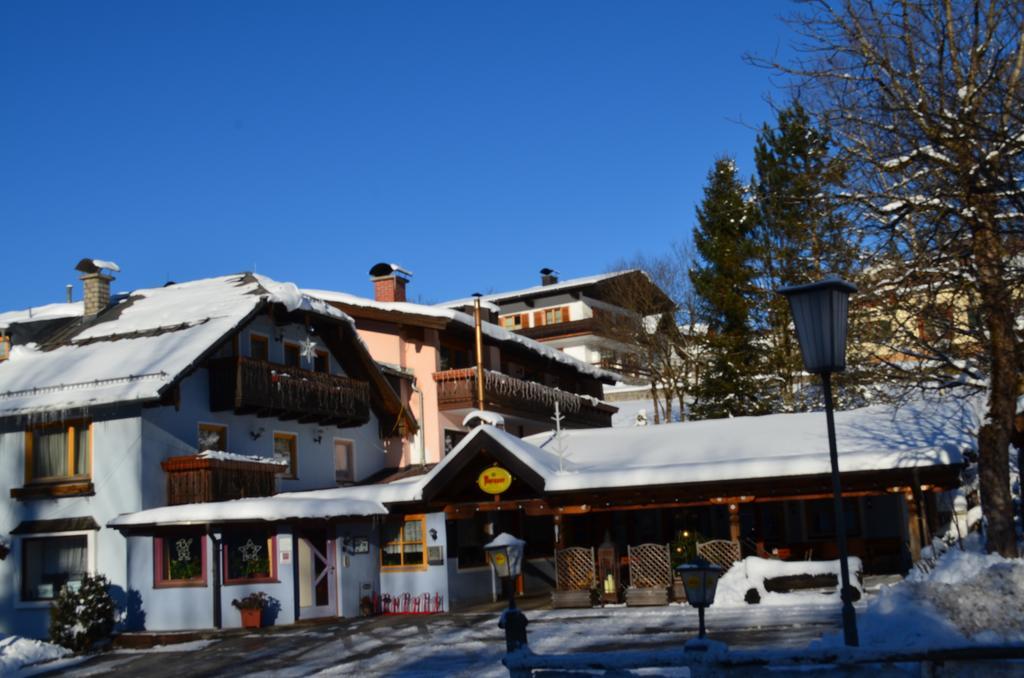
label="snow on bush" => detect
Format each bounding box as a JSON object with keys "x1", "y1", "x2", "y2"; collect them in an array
[
  {"x1": 49, "y1": 573, "x2": 116, "y2": 652},
  {"x1": 0, "y1": 635, "x2": 69, "y2": 674},
  {"x1": 714, "y1": 556, "x2": 862, "y2": 607}
]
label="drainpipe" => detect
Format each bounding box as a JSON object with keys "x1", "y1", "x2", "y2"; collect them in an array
[
  {"x1": 208, "y1": 526, "x2": 222, "y2": 629},
  {"x1": 473, "y1": 294, "x2": 485, "y2": 411},
  {"x1": 411, "y1": 380, "x2": 427, "y2": 468}
]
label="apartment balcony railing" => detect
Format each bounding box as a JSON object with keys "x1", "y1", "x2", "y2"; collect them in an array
[
  {"x1": 209, "y1": 356, "x2": 371, "y2": 427},
  {"x1": 161, "y1": 454, "x2": 281, "y2": 505},
  {"x1": 515, "y1": 317, "x2": 600, "y2": 341},
  {"x1": 433, "y1": 368, "x2": 615, "y2": 428}
]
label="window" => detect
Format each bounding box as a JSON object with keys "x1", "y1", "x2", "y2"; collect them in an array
[
  {"x1": 154, "y1": 531, "x2": 206, "y2": 587},
  {"x1": 544, "y1": 307, "x2": 567, "y2": 324},
  {"x1": 334, "y1": 439, "x2": 354, "y2": 484},
  {"x1": 500, "y1": 315, "x2": 523, "y2": 330},
  {"x1": 439, "y1": 345, "x2": 470, "y2": 371},
  {"x1": 224, "y1": 529, "x2": 275, "y2": 583},
  {"x1": 283, "y1": 342, "x2": 301, "y2": 368},
  {"x1": 443, "y1": 429, "x2": 467, "y2": 456},
  {"x1": 381, "y1": 515, "x2": 426, "y2": 569},
  {"x1": 274, "y1": 432, "x2": 297, "y2": 478},
  {"x1": 21, "y1": 535, "x2": 88, "y2": 601},
  {"x1": 25, "y1": 421, "x2": 90, "y2": 482},
  {"x1": 806, "y1": 499, "x2": 861, "y2": 538},
  {"x1": 0, "y1": 334, "x2": 10, "y2": 361},
  {"x1": 250, "y1": 334, "x2": 269, "y2": 362},
  {"x1": 314, "y1": 350, "x2": 329, "y2": 373},
  {"x1": 198, "y1": 423, "x2": 227, "y2": 452}
]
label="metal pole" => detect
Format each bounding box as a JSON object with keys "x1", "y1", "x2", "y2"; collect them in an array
[
  {"x1": 822, "y1": 371, "x2": 859, "y2": 646},
  {"x1": 698, "y1": 606, "x2": 706, "y2": 639},
  {"x1": 473, "y1": 296, "x2": 486, "y2": 411},
  {"x1": 507, "y1": 575, "x2": 517, "y2": 610}
]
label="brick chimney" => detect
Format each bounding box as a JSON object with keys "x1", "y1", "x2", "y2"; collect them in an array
[
  {"x1": 74, "y1": 258, "x2": 120, "y2": 316},
  {"x1": 369, "y1": 262, "x2": 413, "y2": 303},
  {"x1": 540, "y1": 267, "x2": 559, "y2": 286}
]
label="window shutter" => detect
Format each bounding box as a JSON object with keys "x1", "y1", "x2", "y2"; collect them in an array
[
  {"x1": 562, "y1": 306, "x2": 571, "y2": 322},
  {"x1": 533, "y1": 311, "x2": 544, "y2": 326}
]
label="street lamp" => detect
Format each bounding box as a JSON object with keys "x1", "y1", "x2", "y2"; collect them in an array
[
  {"x1": 675, "y1": 560, "x2": 723, "y2": 641},
  {"x1": 778, "y1": 276, "x2": 859, "y2": 647},
  {"x1": 485, "y1": 533, "x2": 529, "y2": 653}
]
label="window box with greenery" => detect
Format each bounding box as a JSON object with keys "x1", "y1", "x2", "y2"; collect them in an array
[
  {"x1": 224, "y1": 530, "x2": 276, "y2": 584},
  {"x1": 154, "y1": 531, "x2": 207, "y2": 588},
  {"x1": 13, "y1": 421, "x2": 93, "y2": 499},
  {"x1": 381, "y1": 515, "x2": 426, "y2": 570}
]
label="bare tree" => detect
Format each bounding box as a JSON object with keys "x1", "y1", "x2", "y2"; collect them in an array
[
  {"x1": 599, "y1": 244, "x2": 707, "y2": 424},
  {"x1": 759, "y1": 0, "x2": 1024, "y2": 555}
]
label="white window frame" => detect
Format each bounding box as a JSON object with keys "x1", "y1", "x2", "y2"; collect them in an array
[
  {"x1": 333, "y1": 438, "x2": 355, "y2": 484},
  {"x1": 15, "y1": 530, "x2": 97, "y2": 608}
]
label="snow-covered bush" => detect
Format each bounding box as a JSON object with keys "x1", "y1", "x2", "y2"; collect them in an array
[{"x1": 48, "y1": 574, "x2": 116, "y2": 652}]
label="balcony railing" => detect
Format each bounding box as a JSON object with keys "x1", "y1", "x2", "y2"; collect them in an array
[
  {"x1": 209, "y1": 356, "x2": 371, "y2": 427},
  {"x1": 433, "y1": 368, "x2": 615, "y2": 428},
  {"x1": 161, "y1": 454, "x2": 280, "y2": 505}
]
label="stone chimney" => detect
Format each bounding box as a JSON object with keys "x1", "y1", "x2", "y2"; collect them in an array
[
  {"x1": 74, "y1": 258, "x2": 120, "y2": 316},
  {"x1": 540, "y1": 267, "x2": 559, "y2": 286},
  {"x1": 369, "y1": 262, "x2": 413, "y2": 303}
]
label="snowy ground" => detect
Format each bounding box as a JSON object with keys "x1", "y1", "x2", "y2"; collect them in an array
[{"x1": 0, "y1": 635, "x2": 69, "y2": 676}]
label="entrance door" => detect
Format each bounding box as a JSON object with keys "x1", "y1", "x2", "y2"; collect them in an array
[{"x1": 297, "y1": 533, "x2": 336, "y2": 618}]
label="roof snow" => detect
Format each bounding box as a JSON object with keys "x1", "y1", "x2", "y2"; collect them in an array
[
  {"x1": 108, "y1": 494, "x2": 387, "y2": 528},
  {"x1": 302, "y1": 289, "x2": 618, "y2": 381},
  {"x1": 0, "y1": 273, "x2": 355, "y2": 417},
  {"x1": 437, "y1": 270, "x2": 641, "y2": 308},
  {"x1": 0, "y1": 302, "x2": 84, "y2": 330}
]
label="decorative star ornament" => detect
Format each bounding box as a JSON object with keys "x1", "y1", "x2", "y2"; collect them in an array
[
  {"x1": 299, "y1": 335, "x2": 318, "y2": 366},
  {"x1": 239, "y1": 539, "x2": 263, "y2": 562},
  {"x1": 175, "y1": 538, "x2": 193, "y2": 562}
]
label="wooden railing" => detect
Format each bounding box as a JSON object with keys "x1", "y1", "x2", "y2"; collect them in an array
[
  {"x1": 433, "y1": 368, "x2": 614, "y2": 428},
  {"x1": 161, "y1": 455, "x2": 280, "y2": 505},
  {"x1": 209, "y1": 357, "x2": 371, "y2": 427}
]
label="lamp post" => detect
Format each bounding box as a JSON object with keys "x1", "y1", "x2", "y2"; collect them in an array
[
  {"x1": 778, "y1": 276, "x2": 859, "y2": 647},
  {"x1": 676, "y1": 559, "x2": 723, "y2": 643},
  {"x1": 485, "y1": 533, "x2": 529, "y2": 653}
]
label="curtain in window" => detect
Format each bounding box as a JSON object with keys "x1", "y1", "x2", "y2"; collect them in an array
[
  {"x1": 34, "y1": 429, "x2": 67, "y2": 478},
  {"x1": 22, "y1": 535, "x2": 88, "y2": 600},
  {"x1": 75, "y1": 427, "x2": 90, "y2": 475}
]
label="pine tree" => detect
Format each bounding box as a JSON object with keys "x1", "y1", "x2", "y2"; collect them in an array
[
  {"x1": 750, "y1": 101, "x2": 861, "y2": 411},
  {"x1": 689, "y1": 158, "x2": 763, "y2": 418}
]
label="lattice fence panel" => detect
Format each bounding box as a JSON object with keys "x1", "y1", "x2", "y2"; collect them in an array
[
  {"x1": 555, "y1": 547, "x2": 596, "y2": 591},
  {"x1": 696, "y1": 539, "x2": 741, "y2": 569},
  {"x1": 627, "y1": 543, "x2": 672, "y2": 588}
]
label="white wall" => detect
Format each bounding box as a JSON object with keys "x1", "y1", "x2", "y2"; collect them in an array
[{"x1": 0, "y1": 416, "x2": 143, "y2": 638}]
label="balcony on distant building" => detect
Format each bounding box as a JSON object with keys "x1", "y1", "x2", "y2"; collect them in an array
[
  {"x1": 208, "y1": 356, "x2": 371, "y2": 427},
  {"x1": 433, "y1": 367, "x2": 615, "y2": 428}
]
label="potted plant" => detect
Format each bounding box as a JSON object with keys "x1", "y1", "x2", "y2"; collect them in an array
[{"x1": 231, "y1": 591, "x2": 268, "y2": 629}]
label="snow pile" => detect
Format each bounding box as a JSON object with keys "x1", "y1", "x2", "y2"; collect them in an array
[
  {"x1": 0, "y1": 635, "x2": 69, "y2": 675},
  {"x1": 196, "y1": 450, "x2": 287, "y2": 466},
  {"x1": 715, "y1": 556, "x2": 863, "y2": 607}
]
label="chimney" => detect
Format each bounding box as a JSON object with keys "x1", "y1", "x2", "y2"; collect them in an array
[
  {"x1": 74, "y1": 258, "x2": 121, "y2": 316},
  {"x1": 369, "y1": 262, "x2": 413, "y2": 303},
  {"x1": 540, "y1": 267, "x2": 559, "y2": 286}
]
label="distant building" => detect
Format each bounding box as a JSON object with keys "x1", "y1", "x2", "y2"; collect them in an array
[{"x1": 440, "y1": 269, "x2": 674, "y2": 370}]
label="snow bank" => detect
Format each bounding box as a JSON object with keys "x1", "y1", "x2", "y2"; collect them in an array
[
  {"x1": 715, "y1": 556, "x2": 863, "y2": 607},
  {"x1": 196, "y1": 450, "x2": 287, "y2": 466},
  {"x1": 813, "y1": 536, "x2": 1024, "y2": 650},
  {"x1": 0, "y1": 635, "x2": 70, "y2": 675}
]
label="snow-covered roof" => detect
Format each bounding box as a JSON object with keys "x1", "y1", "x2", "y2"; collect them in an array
[
  {"x1": 0, "y1": 302, "x2": 84, "y2": 330},
  {"x1": 516, "y1": 395, "x2": 976, "y2": 492},
  {"x1": 0, "y1": 273, "x2": 354, "y2": 417},
  {"x1": 108, "y1": 494, "x2": 387, "y2": 528},
  {"x1": 303, "y1": 289, "x2": 618, "y2": 382},
  {"x1": 437, "y1": 270, "x2": 643, "y2": 308}
]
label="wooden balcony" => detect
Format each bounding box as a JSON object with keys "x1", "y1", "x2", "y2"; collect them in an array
[
  {"x1": 161, "y1": 454, "x2": 280, "y2": 505},
  {"x1": 434, "y1": 368, "x2": 615, "y2": 428},
  {"x1": 209, "y1": 356, "x2": 371, "y2": 427}
]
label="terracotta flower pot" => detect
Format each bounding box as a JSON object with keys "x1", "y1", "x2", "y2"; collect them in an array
[{"x1": 240, "y1": 607, "x2": 262, "y2": 629}]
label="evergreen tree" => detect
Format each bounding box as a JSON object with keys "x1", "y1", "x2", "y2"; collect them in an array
[
  {"x1": 750, "y1": 101, "x2": 861, "y2": 410},
  {"x1": 689, "y1": 158, "x2": 763, "y2": 418}
]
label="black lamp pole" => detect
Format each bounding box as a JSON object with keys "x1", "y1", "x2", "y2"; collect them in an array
[{"x1": 778, "y1": 277, "x2": 859, "y2": 647}]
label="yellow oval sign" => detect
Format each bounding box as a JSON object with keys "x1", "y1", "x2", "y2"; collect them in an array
[{"x1": 477, "y1": 466, "x2": 512, "y2": 495}]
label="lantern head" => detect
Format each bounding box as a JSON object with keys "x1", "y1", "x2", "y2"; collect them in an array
[{"x1": 777, "y1": 277, "x2": 856, "y2": 374}]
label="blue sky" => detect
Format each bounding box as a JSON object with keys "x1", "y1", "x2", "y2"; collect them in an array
[{"x1": 1, "y1": 1, "x2": 795, "y2": 310}]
